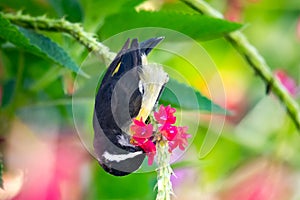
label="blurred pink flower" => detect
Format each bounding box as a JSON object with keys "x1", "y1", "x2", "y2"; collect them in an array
[
  {"x1": 171, "y1": 168, "x2": 196, "y2": 188},
  {"x1": 224, "y1": 0, "x2": 243, "y2": 22},
  {"x1": 219, "y1": 159, "x2": 293, "y2": 200},
  {"x1": 6, "y1": 120, "x2": 90, "y2": 200},
  {"x1": 275, "y1": 70, "x2": 298, "y2": 96}
]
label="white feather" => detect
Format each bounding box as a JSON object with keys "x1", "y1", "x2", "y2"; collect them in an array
[
  {"x1": 117, "y1": 135, "x2": 135, "y2": 148},
  {"x1": 102, "y1": 151, "x2": 143, "y2": 162}
]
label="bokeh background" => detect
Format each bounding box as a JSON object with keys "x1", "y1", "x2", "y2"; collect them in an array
[{"x1": 0, "y1": 0, "x2": 300, "y2": 199}]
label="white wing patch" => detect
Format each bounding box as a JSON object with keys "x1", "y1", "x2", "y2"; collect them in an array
[
  {"x1": 117, "y1": 135, "x2": 135, "y2": 148},
  {"x1": 102, "y1": 151, "x2": 143, "y2": 162}
]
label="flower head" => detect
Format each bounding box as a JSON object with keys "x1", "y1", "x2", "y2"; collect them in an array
[
  {"x1": 130, "y1": 105, "x2": 190, "y2": 165},
  {"x1": 140, "y1": 140, "x2": 156, "y2": 165},
  {"x1": 159, "y1": 123, "x2": 178, "y2": 141},
  {"x1": 154, "y1": 105, "x2": 176, "y2": 125},
  {"x1": 131, "y1": 118, "x2": 153, "y2": 141},
  {"x1": 168, "y1": 126, "x2": 191, "y2": 153},
  {"x1": 130, "y1": 118, "x2": 156, "y2": 164}
]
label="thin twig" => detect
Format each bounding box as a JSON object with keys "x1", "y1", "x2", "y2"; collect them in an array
[
  {"x1": 180, "y1": 0, "x2": 300, "y2": 130},
  {"x1": 1, "y1": 12, "x2": 115, "y2": 65}
]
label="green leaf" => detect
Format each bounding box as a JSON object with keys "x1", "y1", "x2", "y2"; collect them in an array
[
  {"x1": 0, "y1": 14, "x2": 87, "y2": 76},
  {"x1": 48, "y1": 0, "x2": 84, "y2": 22},
  {"x1": 18, "y1": 27, "x2": 87, "y2": 77},
  {"x1": 99, "y1": 11, "x2": 242, "y2": 41},
  {"x1": 29, "y1": 66, "x2": 66, "y2": 92},
  {"x1": 0, "y1": 1, "x2": 56, "y2": 16},
  {"x1": 0, "y1": 37, "x2": 5, "y2": 45},
  {"x1": 81, "y1": 0, "x2": 142, "y2": 31},
  {"x1": 160, "y1": 78, "x2": 227, "y2": 114}
]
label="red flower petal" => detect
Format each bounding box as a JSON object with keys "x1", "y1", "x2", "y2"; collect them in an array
[
  {"x1": 154, "y1": 105, "x2": 176, "y2": 125},
  {"x1": 130, "y1": 118, "x2": 153, "y2": 140},
  {"x1": 130, "y1": 118, "x2": 156, "y2": 165},
  {"x1": 146, "y1": 151, "x2": 155, "y2": 165},
  {"x1": 159, "y1": 123, "x2": 178, "y2": 141},
  {"x1": 168, "y1": 126, "x2": 191, "y2": 153},
  {"x1": 140, "y1": 140, "x2": 156, "y2": 165},
  {"x1": 132, "y1": 135, "x2": 146, "y2": 146}
]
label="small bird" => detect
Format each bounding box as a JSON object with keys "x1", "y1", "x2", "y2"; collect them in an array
[{"x1": 93, "y1": 37, "x2": 169, "y2": 176}]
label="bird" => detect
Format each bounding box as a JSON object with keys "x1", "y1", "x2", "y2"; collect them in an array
[{"x1": 93, "y1": 37, "x2": 169, "y2": 176}]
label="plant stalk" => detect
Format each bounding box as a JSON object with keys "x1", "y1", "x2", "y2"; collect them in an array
[
  {"x1": 1, "y1": 12, "x2": 115, "y2": 65},
  {"x1": 181, "y1": 0, "x2": 300, "y2": 130},
  {"x1": 156, "y1": 141, "x2": 173, "y2": 200}
]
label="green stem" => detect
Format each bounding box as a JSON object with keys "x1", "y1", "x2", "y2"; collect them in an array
[
  {"x1": 181, "y1": 0, "x2": 300, "y2": 130},
  {"x1": 1, "y1": 12, "x2": 115, "y2": 65},
  {"x1": 156, "y1": 141, "x2": 173, "y2": 200}
]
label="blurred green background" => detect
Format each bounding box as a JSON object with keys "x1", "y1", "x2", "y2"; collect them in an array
[{"x1": 0, "y1": 0, "x2": 300, "y2": 199}]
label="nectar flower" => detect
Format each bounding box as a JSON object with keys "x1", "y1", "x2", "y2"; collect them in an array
[
  {"x1": 130, "y1": 118, "x2": 156, "y2": 164},
  {"x1": 130, "y1": 105, "x2": 190, "y2": 166},
  {"x1": 168, "y1": 126, "x2": 191, "y2": 153},
  {"x1": 159, "y1": 123, "x2": 178, "y2": 141},
  {"x1": 131, "y1": 118, "x2": 153, "y2": 141},
  {"x1": 154, "y1": 105, "x2": 176, "y2": 125},
  {"x1": 140, "y1": 140, "x2": 156, "y2": 165}
]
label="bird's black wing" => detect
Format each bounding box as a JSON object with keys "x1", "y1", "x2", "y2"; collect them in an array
[{"x1": 93, "y1": 37, "x2": 163, "y2": 176}]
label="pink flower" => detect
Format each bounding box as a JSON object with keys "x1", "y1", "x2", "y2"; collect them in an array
[
  {"x1": 224, "y1": 0, "x2": 243, "y2": 22},
  {"x1": 131, "y1": 118, "x2": 153, "y2": 141},
  {"x1": 154, "y1": 105, "x2": 176, "y2": 125},
  {"x1": 130, "y1": 105, "x2": 190, "y2": 165},
  {"x1": 168, "y1": 126, "x2": 191, "y2": 152},
  {"x1": 159, "y1": 123, "x2": 178, "y2": 141},
  {"x1": 275, "y1": 70, "x2": 298, "y2": 96},
  {"x1": 130, "y1": 118, "x2": 156, "y2": 165},
  {"x1": 140, "y1": 140, "x2": 156, "y2": 165}
]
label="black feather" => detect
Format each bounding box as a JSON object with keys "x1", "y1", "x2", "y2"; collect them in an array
[{"x1": 140, "y1": 36, "x2": 164, "y2": 55}]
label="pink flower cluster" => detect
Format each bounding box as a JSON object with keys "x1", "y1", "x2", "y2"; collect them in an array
[
  {"x1": 130, "y1": 105, "x2": 191, "y2": 165},
  {"x1": 275, "y1": 70, "x2": 298, "y2": 96}
]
